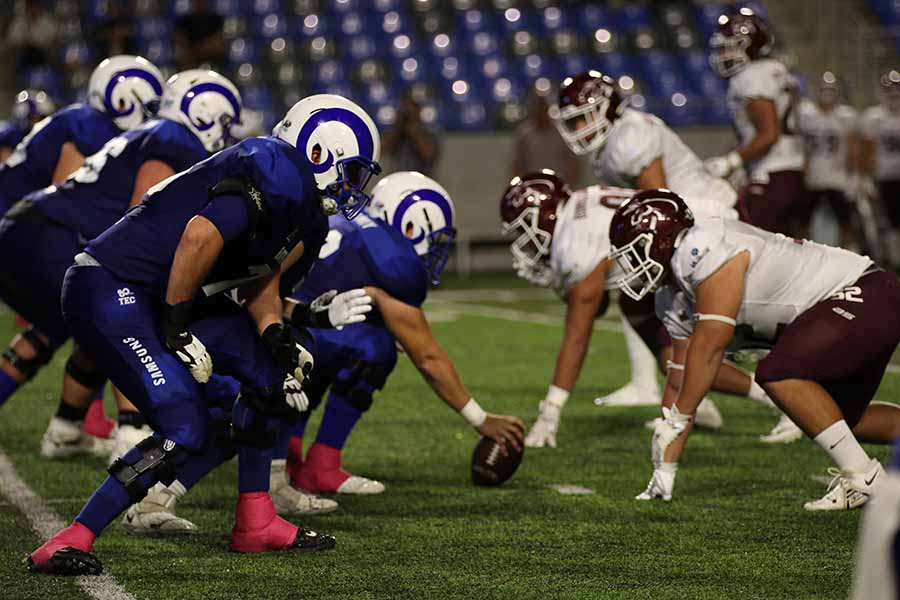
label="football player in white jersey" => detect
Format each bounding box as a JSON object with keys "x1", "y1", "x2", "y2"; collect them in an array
[
  {"x1": 500, "y1": 171, "x2": 786, "y2": 448},
  {"x1": 796, "y1": 72, "x2": 860, "y2": 248},
  {"x1": 609, "y1": 189, "x2": 900, "y2": 510},
  {"x1": 705, "y1": 9, "x2": 806, "y2": 236},
  {"x1": 860, "y1": 70, "x2": 900, "y2": 269},
  {"x1": 548, "y1": 70, "x2": 738, "y2": 409}
]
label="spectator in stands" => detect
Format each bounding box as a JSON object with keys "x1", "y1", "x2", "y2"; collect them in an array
[
  {"x1": 174, "y1": 0, "x2": 227, "y2": 70},
  {"x1": 6, "y1": 0, "x2": 58, "y2": 74},
  {"x1": 92, "y1": 1, "x2": 137, "y2": 59},
  {"x1": 382, "y1": 96, "x2": 440, "y2": 175},
  {"x1": 511, "y1": 92, "x2": 580, "y2": 183}
]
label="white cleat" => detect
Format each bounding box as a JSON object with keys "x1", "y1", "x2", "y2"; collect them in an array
[
  {"x1": 336, "y1": 476, "x2": 386, "y2": 495},
  {"x1": 643, "y1": 398, "x2": 723, "y2": 431},
  {"x1": 122, "y1": 485, "x2": 197, "y2": 536},
  {"x1": 109, "y1": 424, "x2": 154, "y2": 465},
  {"x1": 804, "y1": 459, "x2": 885, "y2": 512},
  {"x1": 270, "y1": 460, "x2": 338, "y2": 515},
  {"x1": 695, "y1": 398, "x2": 723, "y2": 431},
  {"x1": 40, "y1": 417, "x2": 114, "y2": 459},
  {"x1": 759, "y1": 413, "x2": 803, "y2": 444},
  {"x1": 594, "y1": 383, "x2": 660, "y2": 408}
]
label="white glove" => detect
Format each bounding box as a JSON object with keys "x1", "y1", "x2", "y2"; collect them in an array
[
  {"x1": 650, "y1": 406, "x2": 692, "y2": 466},
  {"x1": 170, "y1": 332, "x2": 212, "y2": 384},
  {"x1": 525, "y1": 400, "x2": 562, "y2": 448},
  {"x1": 636, "y1": 465, "x2": 677, "y2": 501},
  {"x1": 704, "y1": 151, "x2": 743, "y2": 179},
  {"x1": 293, "y1": 343, "x2": 314, "y2": 384},
  {"x1": 311, "y1": 288, "x2": 373, "y2": 329},
  {"x1": 283, "y1": 375, "x2": 310, "y2": 413}
]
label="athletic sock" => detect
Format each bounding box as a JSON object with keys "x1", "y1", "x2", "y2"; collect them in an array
[
  {"x1": 238, "y1": 445, "x2": 273, "y2": 493},
  {"x1": 272, "y1": 428, "x2": 291, "y2": 461},
  {"x1": 314, "y1": 394, "x2": 363, "y2": 450},
  {"x1": 621, "y1": 315, "x2": 659, "y2": 393},
  {"x1": 74, "y1": 475, "x2": 135, "y2": 536},
  {"x1": 746, "y1": 377, "x2": 775, "y2": 408},
  {"x1": 55, "y1": 398, "x2": 89, "y2": 423},
  {"x1": 0, "y1": 369, "x2": 20, "y2": 407},
  {"x1": 117, "y1": 409, "x2": 147, "y2": 428},
  {"x1": 814, "y1": 420, "x2": 871, "y2": 473}
]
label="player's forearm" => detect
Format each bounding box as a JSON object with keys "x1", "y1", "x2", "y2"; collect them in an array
[
  {"x1": 550, "y1": 333, "x2": 589, "y2": 392},
  {"x1": 52, "y1": 142, "x2": 85, "y2": 184},
  {"x1": 676, "y1": 339, "x2": 727, "y2": 416},
  {"x1": 165, "y1": 216, "x2": 224, "y2": 306},
  {"x1": 738, "y1": 132, "x2": 779, "y2": 164},
  {"x1": 245, "y1": 276, "x2": 284, "y2": 335},
  {"x1": 413, "y1": 345, "x2": 471, "y2": 411}
]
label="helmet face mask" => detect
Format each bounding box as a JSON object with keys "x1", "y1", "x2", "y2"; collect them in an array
[
  {"x1": 610, "y1": 232, "x2": 665, "y2": 301},
  {"x1": 708, "y1": 10, "x2": 773, "y2": 79},
  {"x1": 550, "y1": 70, "x2": 620, "y2": 156},
  {"x1": 709, "y1": 32, "x2": 751, "y2": 78},
  {"x1": 501, "y1": 206, "x2": 555, "y2": 286},
  {"x1": 324, "y1": 154, "x2": 382, "y2": 220},
  {"x1": 420, "y1": 226, "x2": 457, "y2": 285}
]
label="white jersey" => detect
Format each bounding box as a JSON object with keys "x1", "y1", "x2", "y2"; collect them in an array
[
  {"x1": 727, "y1": 59, "x2": 804, "y2": 178},
  {"x1": 591, "y1": 109, "x2": 737, "y2": 211},
  {"x1": 550, "y1": 185, "x2": 735, "y2": 294},
  {"x1": 860, "y1": 105, "x2": 900, "y2": 181},
  {"x1": 657, "y1": 218, "x2": 872, "y2": 343},
  {"x1": 797, "y1": 100, "x2": 858, "y2": 190}
]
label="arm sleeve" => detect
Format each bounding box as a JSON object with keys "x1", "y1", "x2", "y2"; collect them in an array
[{"x1": 199, "y1": 194, "x2": 250, "y2": 243}]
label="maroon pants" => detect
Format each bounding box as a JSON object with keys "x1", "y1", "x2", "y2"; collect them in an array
[
  {"x1": 879, "y1": 180, "x2": 900, "y2": 228},
  {"x1": 738, "y1": 170, "x2": 805, "y2": 235},
  {"x1": 755, "y1": 270, "x2": 900, "y2": 427}
]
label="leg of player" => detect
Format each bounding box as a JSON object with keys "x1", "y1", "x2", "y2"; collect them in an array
[
  {"x1": 40, "y1": 347, "x2": 114, "y2": 459},
  {"x1": 594, "y1": 315, "x2": 661, "y2": 407},
  {"x1": 109, "y1": 386, "x2": 154, "y2": 463},
  {"x1": 0, "y1": 328, "x2": 54, "y2": 405}
]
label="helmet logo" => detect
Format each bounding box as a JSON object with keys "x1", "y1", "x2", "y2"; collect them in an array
[
  {"x1": 628, "y1": 199, "x2": 679, "y2": 229},
  {"x1": 104, "y1": 68, "x2": 164, "y2": 117},
  {"x1": 179, "y1": 82, "x2": 241, "y2": 131},
  {"x1": 296, "y1": 107, "x2": 375, "y2": 174},
  {"x1": 392, "y1": 189, "x2": 453, "y2": 245}
]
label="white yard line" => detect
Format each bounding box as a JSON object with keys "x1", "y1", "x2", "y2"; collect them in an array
[{"x1": 0, "y1": 448, "x2": 136, "y2": 600}]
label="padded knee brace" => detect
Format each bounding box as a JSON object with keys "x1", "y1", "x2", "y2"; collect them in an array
[
  {"x1": 108, "y1": 436, "x2": 182, "y2": 503},
  {"x1": 1, "y1": 327, "x2": 55, "y2": 379}
]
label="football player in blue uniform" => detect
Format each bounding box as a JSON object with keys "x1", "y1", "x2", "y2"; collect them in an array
[
  {"x1": 27, "y1": 94, "x2": 382, "y2": 575},
  {"x1": 0, "y1": 89, "x2": 56, "y2": 161},
  {"x1": 0, "y1": 70, "x2": 241, "y2": 461},
  {"x1": 272, "y1": 172, "x2": 524, "y2": 496},
  {"x1": 0, "y1": 55, "x2": 164, "y2": 441}
]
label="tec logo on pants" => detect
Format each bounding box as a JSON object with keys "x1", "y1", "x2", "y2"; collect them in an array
[{"x1": 117, "y1": 287, "x2": 136, "y2": 306}]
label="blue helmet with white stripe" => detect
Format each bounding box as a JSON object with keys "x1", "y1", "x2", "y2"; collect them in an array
[
  {"x1": 368, "y1": 171, "x2": 457, "y2": 285},
  {"x1": 157, "y1": 69, "x2": 242, "y2": 153},
  {"x1": 274, "y1": 94, "x2": 381, "y2": 219},
  {"x1": 87, "y1": 55, "x2": 164, "y2": 131}
]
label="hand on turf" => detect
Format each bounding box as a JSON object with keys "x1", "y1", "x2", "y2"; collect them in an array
[
  {"x1": 704, "y1": 151, "x2": 742, "y2": 179},
  {"x1": 524, "y1": 401, "x2": 562, "y2": 448},
  {"x1": 311, "y1": 288, "x2": 373, "y2": 329},
  {"x1": 478, "y1": 414, "x2": 525, "y2": 455},
  {"x1": 283, "y1": 376, "x2": 310, "y2": 413},
  {"x1": 636, "y1": 467, "x2": 676, "y2": 501},
  {"x1": 650, "y1": 406, "x2": 692, "y2": 465},
  {"x1": 166, "y1": 331, "x2": 212, "y2": 383}
]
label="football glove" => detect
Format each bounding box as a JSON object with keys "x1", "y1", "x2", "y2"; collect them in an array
[
  {"x1": 283, "y1": 376, "x2": 310, "y2": 414},
  {"x1": 704, "y1": 151, "x2": 742, "y2": 179},
  {"x1": 636, "y1": 465, "x2": 677, "y2": 501},
  {"x1": 162, "y1": 300, "x2": 212, "y2": 383},
  {"x1": 262, "y1": 323, "x2": 314, "y2": 383},
  {"x1": 310, "y1": 288, "x2": 373, "y2": 330},
  {"x1": 525, "y1": 399, "x2": 563, "y2": 448},
  {"x1": 650, "y1": 405, "x2": 692, "y2": 466}
]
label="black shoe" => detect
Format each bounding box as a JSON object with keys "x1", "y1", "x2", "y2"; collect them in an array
[
  {"x1": 290, "y1": 529, "x2": 336, "y2": 552},
  {"x1": 25, "y1": 547, "x2": 103, "y2": 576}
]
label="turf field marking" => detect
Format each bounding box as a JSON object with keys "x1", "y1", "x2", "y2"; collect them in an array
[
  {"x1": 426, "y1": 300, "x2": 623, "y2": 333},
  {"x1": 0, "y1": 448, "x2": 136, "y2": 600}
]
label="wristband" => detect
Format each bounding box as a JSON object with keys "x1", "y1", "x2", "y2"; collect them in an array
[
  {"x1": 460, "y1": 398, "x2": 487, "y2": 428},
  {"x1": 290, "y1": 301, "x2": 332, "y2": 329},
  {"x1": 162, "y1": 299, "x2": 194, "y2": 340},
  {"x1": 545, "y1": 384, "x2": 570, "y2": 408}
]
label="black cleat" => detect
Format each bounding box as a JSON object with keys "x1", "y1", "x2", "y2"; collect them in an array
[
  {"x1": 26, "y1": 547, "x2": 103, "y2": 576},
  {"x1": 290, "y1": 529, "x2": 336, "y2": 552}
]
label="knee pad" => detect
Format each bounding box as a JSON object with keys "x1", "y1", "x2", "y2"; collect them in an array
[
  {"x1": 64, "y1": 349, "x2": 107, "y2": 389},
  {"x1": 2, "y1": 327, "x2": 56, "y2": 380},
  {"x1": 231, "y1": 391, "x2": 283, "y2": 449},
  {"x1": 332, "y1": 362, "x2": 394, "y2": 413},
  {"x1": 108, "y1": 436, "x2": 183, "y2": 503}
]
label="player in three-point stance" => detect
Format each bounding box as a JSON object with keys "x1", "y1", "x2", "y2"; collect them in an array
[
  {"x1": 609, "y1": 189, "x2": 900, "y2": 509},
  {"x1": 499, "y1": 171, "x2": 783, "y2": 449},
  {"x1": 27, "y1": 94, "x2": 382, "y2": 575}
]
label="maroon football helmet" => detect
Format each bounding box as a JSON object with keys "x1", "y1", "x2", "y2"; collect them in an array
[
  {"x1": 816, "y1": 71, "x2": 840, "y2": 109},
  {"x1": 609, "y1": 189, "x2": 694, "y2": 300},
  {"x1": 500, "y1": 169, "x2": 572, "y2": 286},
  {"x1": 709, "y1": 8, "x2": 773, "y2": 78},
  {"x1": 880, "y1": 70, "x2": 900, "y2": 113},
  {"x1": 548, "y1": 70, "x2": 623, "y2": 155}
]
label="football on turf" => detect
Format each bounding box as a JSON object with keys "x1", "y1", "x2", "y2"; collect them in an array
[{"x1": 471, "y1": 436, "x2": 523, "y2": 486}]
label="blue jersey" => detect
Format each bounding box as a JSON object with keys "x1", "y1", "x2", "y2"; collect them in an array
[
  {"x1": 0, "y1": 104, "x2": 120, "y2": 213},
  {"x1": 32, "y1": 119, "x2": 207, "y2": 239},
  {"x1": 0, "y1": 120, "x2": 27, "y2": 149},
  {"x1": 292, "y1": 212, "x2": 428, "y2": 314},
  {"x1": 87, "y1": 136, "x2": 329, "y2": 300}
]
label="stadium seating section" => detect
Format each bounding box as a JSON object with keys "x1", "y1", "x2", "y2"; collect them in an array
[{"x1": 37, "y1": 0, "x2": 771, "y2": 131}]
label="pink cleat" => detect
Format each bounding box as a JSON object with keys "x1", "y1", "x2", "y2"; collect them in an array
[
  {"x1": 230, "y1": 492, "x2": 335, "y2": 554},
  {"x1": 26, "y1": 522, "x2": 101, "y2": 576}
]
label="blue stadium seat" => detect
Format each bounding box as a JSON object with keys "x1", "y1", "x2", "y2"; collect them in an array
[
  {"x1": 540, "y1": 5, "x2": 573, "y2": 33},
  {"x1": 659, "y1": 92, "x2": 703, "y2": 126},
  {"x1": 254, "y1": 13, "x2": 288, "y2": 38},
  {"x1": 479, "y1": 54, "x2": 512, "y2": 81},
  {"x1": 229, "y1": 38, "x2": 259, "y2": 64},
  {"x1": 437, "y1": 55, "x2": 469, "y2": 82},
  {"x1": 138, "y1": 38, "x2": 175, "y2": 67},
  {"x1": 137, "y1": 18, "x2": 171, "y2": 41},
  {"x1": 614, "y1": 3, "x2": 653, "y2": 33},
  {"x1": 393, "y1": 55, "x2": 430, "y2": 84},
  {"x1": 490, "y1": 76, "x2": 525, "y2": 103},
  {"x1": 574, "y1": 4, "x2": 612, "y2": 34},
  {"x1": 388, "y1": 34, "x2": 418, "y2": 59},
  {"x1": 240, "y1": 84, "x2": 274, "y2": 112},
  {"x1": 498, "y1": 7, "x2": 535, "y2": 33},
  {"x1": 213, "y1": 0, "x2": 249, "y2": 17},
  {"x1": 595, "y1": 52, "x2": 636, "y2": 77},
  {"x1": 347, "y1": 34, "x2": 379, "y2": 61},
  {"x1": 379, "y1": 10, "x2": 413, "y2": 36},
  {"x1": 312, "y1": 60, "x2": 347, "y2": 90},
  {"x1": 251, "y1": 0, "x2": 281, "y2": 16},
  {"x1": 373, "y1": 0, "x2": 403, "y2": 12},
  {"x1": 695, "y1": 3, "x2": 728, "y2": 39},
  {"x1": 61, "y1": 41, "x2": 92, "y2": 67},
  {"x1": 362, "y1": 81, "x2": 400, "y2": 107},
  {"x1": 559, "y1": 54, "x2": 593, "y2": 78},
  {"x1": 339, "y1": 11, "x2": 376, "y2": 36},
  {"x1": 465, "y1": 31, "x2": 501, "y2": 56},
  {"x1": 517, "y1": 53, "x2": 557, "y2": 81},
  {"x1": 456, "y1": 9, "x2": 494, "y2": 33},
  {"x1": 327, "y1": 0, "x2": 363, "y2": 12}
]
